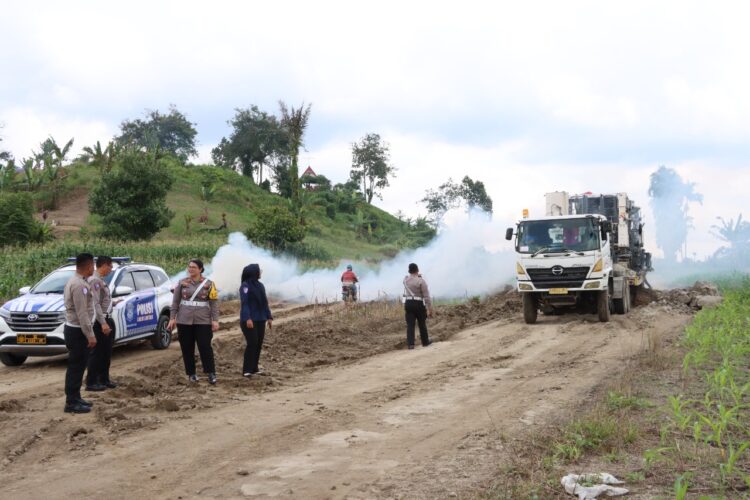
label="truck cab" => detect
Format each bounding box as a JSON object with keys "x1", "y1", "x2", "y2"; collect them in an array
[{"x1": 507, "y1": 192, "x2": 651, "y2": 324}]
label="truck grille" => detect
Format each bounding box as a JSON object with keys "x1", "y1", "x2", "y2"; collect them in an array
[
  {"x1": 6, "y1": 312, "x2": 65, "y2": 333},
  {"x1": 526, "y1": 266, "x2": 590, "y2": 289}
]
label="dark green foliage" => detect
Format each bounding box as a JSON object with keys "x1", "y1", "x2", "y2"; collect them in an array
[
  {"x1": 0, "y1": 192, "x2": 48, "y2": 247},
  {"x1": 88, "y1": 151, "x2": 175, "y2": 240},
  {"x1": 211, "y1": 106, "x2": 289, "y2": 184},
  {"x1": 350, "y1": 133, "x2": 395, "y2": 203},
  {"x1": 245, "y1": 204, "x2": 306, "y2": 251},
  {"x1": 278, "y1": 101, "x2": 312, "y2": 205},
  {"x1": 301, "y1": 173, "x2": 331, "y2": 191},
  {"x1": 116, "y1": 105, "x2": 198, "y2": 163},
  {"x1": 284, "y1": 240, "x2": 333, "y2": 261}
]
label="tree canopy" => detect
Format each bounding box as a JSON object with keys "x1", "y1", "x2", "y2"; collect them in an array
[
  {"x1": 349, "y1": 133, "x2": 395, "y2": 204},
  {"x1": 279, "y1": 101, "x2": 311, "y2": 206},
  {"x1": 211, "y1": 105, "x2": 288, "y2": 184},
  {"x1": 421, "y1": 176, "x2": 493, "y2": 224},
  {"x1": 116, "y1": 105, "x2": 197, "y2": 163}
]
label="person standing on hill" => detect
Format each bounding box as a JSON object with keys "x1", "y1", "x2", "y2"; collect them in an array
[
  {"x1": 85, "y1": 256, "x2": 116, "y2": 391},
  {"x1": 62, "y1": 253, "x2": 97, "y2": 413},
  {"x1": 239, "y1": 263, "x2": 273, "y2": 377},
  {"x1": 167, "y1": 259, "x2": 220, "y2": 384},
  {"x1": 402, "y1": 263, "x2": 434, "y2": 350}
]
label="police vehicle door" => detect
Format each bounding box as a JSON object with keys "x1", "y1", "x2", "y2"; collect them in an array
[{"x1": 118, "y1": 270, "x2": 159, "y2": 340}]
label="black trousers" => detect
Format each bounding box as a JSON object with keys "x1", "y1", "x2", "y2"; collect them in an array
[
  {"x1": 405, "y1": 300, "x2": 430, "y2": 347},
  {"x1": 86, "y1": 317, "x2": 115, "y2": 386},
  {"x1": 64, "y1": 325, "x2": 90, "y2": 403},
  {"x1": 177, "y1": 323, "x2": 215, "y2": 375},
  {"x1": 240, "y1": 320, "x2": 266, "y2": 374}
]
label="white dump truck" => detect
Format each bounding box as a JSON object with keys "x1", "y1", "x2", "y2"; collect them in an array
[{"x1": 505, "y1": 192, "x2": 652, "y2": 323}]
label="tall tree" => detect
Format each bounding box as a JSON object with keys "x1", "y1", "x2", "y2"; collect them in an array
[
  {"x1": 116, "y1": 104, "x2": 197, "y2": 162},
  {"x1": 211, "y1": 106, "x2": 288, "y2": 183},
  {"x1": 278, "y1": 101, "x2": 312, "y2": 205},
  {"x1": 36, "y1": 136, "x2": 73, "y2": 208},
  {"x1": 349, "y1": 133, "x2": 396, "y2": 204},
  {"x1": 648, "y1": 166, "x2": 702, "y2": 261},
  {"x1": 421, "y1": 175, "x2": 493, "y2": 225}
]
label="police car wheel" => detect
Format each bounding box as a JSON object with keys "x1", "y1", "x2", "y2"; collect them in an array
[
  {"x1": 151, "y1": 315, "x2": 172, "y2": 350},
  {"x1": 0, "y1": 353, "x2": 27, "y2": 366}
]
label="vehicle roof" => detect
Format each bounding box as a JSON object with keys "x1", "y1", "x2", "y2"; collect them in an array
[
  {"x1": 516, "y1": 214, "x2": 606, "y2": 223},
  {"x1": 55, "y1": 262, "x2": 166, "y2": 272}
]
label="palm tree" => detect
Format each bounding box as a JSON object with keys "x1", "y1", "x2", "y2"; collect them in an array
[
  {"x1": 278, "y1": 101, "x2": 312, "y2": 208},
  {"x1": 81, "y1": 140, "x2": 118, "y2": 174},
  {"x1": 0, "y1": 159, "x2": 16, "y2": 191}
]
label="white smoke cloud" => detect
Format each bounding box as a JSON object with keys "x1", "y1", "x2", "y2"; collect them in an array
[{"x1": 201, "y1": 212, "x2": 516, "y2": 303}]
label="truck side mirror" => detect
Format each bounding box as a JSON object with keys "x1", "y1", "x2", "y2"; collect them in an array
[
  {"x1": 505, "y1": 227, "x2": 514, "y2": 241},
  {"x1": 600, "y1": 222, "x2": 610, "y2": 241}
]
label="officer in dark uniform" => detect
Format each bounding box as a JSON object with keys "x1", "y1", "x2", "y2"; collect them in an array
[
  {"x1": 167, "y1": 259, "x2": 220, "y2": 384},
  {"x1": 62, "y1": 253, "x2": 97, "y2": 413},
  {"x1": 86, "y1": 256, "x2": 116, "y2": 391},
  {"x1": 402, "y1": 263, "x2": 434, "y2": 349}
]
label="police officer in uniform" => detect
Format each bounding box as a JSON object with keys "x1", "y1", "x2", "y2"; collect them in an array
[
  {"x1": 167, "y1": 259, "x2": 220, "y2": 384},
  {"x1": 85, "y1": 256, "x2": 116, "y2": 391},
  {"x1": 402, "y1": 263, "x2": 434, "y2": 350},
  {"x1": 62, "y1": 253, "x2": 97, "y2": 413}
]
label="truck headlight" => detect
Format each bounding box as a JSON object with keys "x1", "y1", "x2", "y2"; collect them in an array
[
  {"x1": 592, "y1": 258, "x2": 603, "y2": 273},
  {"x1": 584, "y1": 281, "x2": 600, "y2": 289},
  {"x1": 516, "y1": 262, "x2": 526, "y2": 276},
  {"x1": 519, "y1": 283, "x2": 533, "y2": 291}
]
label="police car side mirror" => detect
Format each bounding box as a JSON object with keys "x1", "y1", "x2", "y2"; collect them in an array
[
  {"x1": 18, "y1": 286, "x2": 31, "y2": 295},
  {"x1": 113, "y1": 285, "x2": 134, "y2": 297},
  {"x1": 505, "y1": 228, "x2": 514, "y2": 241}
]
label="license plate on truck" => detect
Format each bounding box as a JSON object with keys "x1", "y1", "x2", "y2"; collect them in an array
[
  {"x1": 548, "y1": 288, "x2": 569, "y2": 295},
  {"x1": 17, "y1": 334, "x2": 46, "y2": 345}
]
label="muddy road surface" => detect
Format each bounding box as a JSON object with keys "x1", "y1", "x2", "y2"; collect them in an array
[{"x1": 0, "y1": 291, "x2": 693, "y2": 499}]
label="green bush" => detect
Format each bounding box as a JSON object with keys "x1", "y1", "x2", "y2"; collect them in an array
[
  {"x1": 89, "y1": 151, "x2": 175, "y2": 240},
  {"x1": 245, "y1": 205, "x2": 306, "y2": 251},
  {"x1": 0, "y1": 192, "x2": 49, "y2": 247},
  {"x1": 283, "y1": 240, "x2": 334, "y2": 261}
]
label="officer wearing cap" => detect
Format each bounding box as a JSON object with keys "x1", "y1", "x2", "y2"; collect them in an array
[
  {"x1": 62, "y1": 253, "x2": 97, "y2": 413},
  {"x1": 402, "y1": 263, "x2": 434, "y2": 349},
  {"x1": 167, "y1": 258, "x2": 220, "y2": 384},
  {"x1": 85, "y1": 256, "x2": 116, "y2": 391}
]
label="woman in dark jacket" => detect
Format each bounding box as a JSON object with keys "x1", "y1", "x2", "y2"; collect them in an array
[{"x1": 239, "y1": 263, "x2": 273, "y2": 377}]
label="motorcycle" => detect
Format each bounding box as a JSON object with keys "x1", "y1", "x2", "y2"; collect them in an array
[{"x1": 342, "y1": 282, "x2": 359, "y2": 302}]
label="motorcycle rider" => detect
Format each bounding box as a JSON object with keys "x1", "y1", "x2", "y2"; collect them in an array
[{"x1": 340, "y1": 264, "x2": 358, "y2": 301}]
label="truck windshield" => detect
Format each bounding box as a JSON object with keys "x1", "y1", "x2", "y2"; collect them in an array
[{"x1": 517, "y1": 218, "x2": 599, "y2": 254}]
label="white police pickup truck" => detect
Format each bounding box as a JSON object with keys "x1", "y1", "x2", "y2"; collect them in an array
[{"x1": 0, "y1": 258, "x2": 173, "y2": 366}]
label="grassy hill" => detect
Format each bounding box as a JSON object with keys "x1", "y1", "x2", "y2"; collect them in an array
[{"x1": 0, "y1": 162, "x2": 434, "y2": 300}]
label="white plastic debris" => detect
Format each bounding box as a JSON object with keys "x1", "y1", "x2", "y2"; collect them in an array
[{"x1": 561, "y1": 473, "x2": 629, "y2": 499}]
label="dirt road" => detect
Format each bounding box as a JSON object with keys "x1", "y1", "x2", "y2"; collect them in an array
[{"x1": 0, "y1": 293, "x2": 691, "y2": 499}]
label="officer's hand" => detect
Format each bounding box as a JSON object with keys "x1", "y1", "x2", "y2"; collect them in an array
[
  {"x1": 267, "y1": 319, "x2": 273, "y2": 332},
  {"x1": 428, "y1": 308, "x2": 434, "y2": 318},
  {"x1": 167, "y1": 319, "x2": 176, "y2": 331},
  {"x1": 102, "y1": 323, "x2": 112, "y2": 336},
  {"x1": 246, "y1": 319, "x2": 254, "y2": 329},
  {"x1": 212, "y1": 321, "x2": 219, "y2": 332},
  {"x1": 87, "y1": 337, "x2": 97, "y2": 349}
]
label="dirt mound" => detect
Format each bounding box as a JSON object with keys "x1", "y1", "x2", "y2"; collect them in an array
[{"x1": 638, "y1": 281, "x2": 723, "y2": 313}]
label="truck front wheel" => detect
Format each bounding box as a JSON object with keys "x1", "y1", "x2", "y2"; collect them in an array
[
  {"x1": 523, "y1": 293, "x2": 538, "y2": 324},
  {"x1": 597, "y1": 289, "x2": 611, "y2": 322}
]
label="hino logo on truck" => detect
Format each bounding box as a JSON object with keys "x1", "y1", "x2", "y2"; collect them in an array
[{"x1": 551, "y1": 266, "x2": 564, "y2": 276}]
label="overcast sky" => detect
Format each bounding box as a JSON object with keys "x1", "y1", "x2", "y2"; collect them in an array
[{"x1": 2, "y1": 1, "x2": 749, "y2": 259}]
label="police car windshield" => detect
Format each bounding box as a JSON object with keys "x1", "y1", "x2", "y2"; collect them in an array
[
  {"x1": 32, "y1": 269, "x2": 75, "y2": 294},
  {"x1": 517, "y1": 218, "x2": 599, "y2": 254},
  {"x1": 31, "y1": 268, "x2": 115, "y2": 294}
]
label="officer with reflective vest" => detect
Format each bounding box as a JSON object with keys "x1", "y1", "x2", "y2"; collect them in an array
[
  {"x1": 167, "y1": 259, "x2": 220, "y2": 384},
  {"x1": 402, "y1": 263, "x2": 434, "y2": 349}
]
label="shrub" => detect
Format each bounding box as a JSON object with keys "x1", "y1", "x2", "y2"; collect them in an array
[
  {"x1": 245, "y1": 205, "x2": 306, "y2": 251},
  {"x1": 0, "y1": 193, "x2": 49, "y2": 247},
  {"x1": 88, "y1": 151, "x2": 175, "y2": 240}
]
